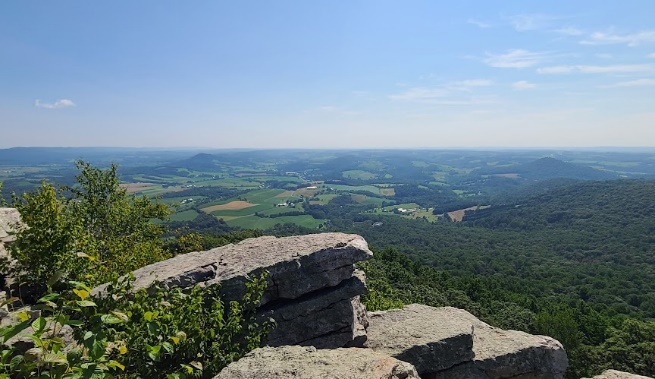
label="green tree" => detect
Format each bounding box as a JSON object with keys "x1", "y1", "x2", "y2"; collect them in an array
[{"x1": 4, "y1": 161, "x2": 170, "y2": 299}]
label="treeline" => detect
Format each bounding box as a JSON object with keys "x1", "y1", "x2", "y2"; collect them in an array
[{"x1": 359, "y1": 248, "x2": 655, "y2": 378}]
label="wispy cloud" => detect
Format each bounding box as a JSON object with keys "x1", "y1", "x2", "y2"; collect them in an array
[
  {"x1": 596, "y1": 53, "x2": 613, "y2": 59},
  {"x1": 468, "y1": 18, "x2": 491, "y2": 29},
  {"x1": 537, "y1": 64, "x2": 653, "y2": 74},
  {"x1": 34, "y1": 99, "x2": 76, "y2": 109},
  {"x1": 553, "y1": 26, "x2": 584, "y2": 36},
  {"x1": 606, "y1": 78, "x2": 655, "y2": 87},
  {"x1": 581, "y1": 30, "x2": 655, "y2": 47},
  {"x1": 648, "y1": 53, "x2": 655, "y2": 59},
  {"x1": 506, "y1": 14, "x2": 560, "y2": 32},
  {"x1": 389, "y1": 88, "x2": 448, "y2": 101},
  {"x1": 512, "y1": 81, "x2": 536, "y2": 90},
  {"x1": 448, "y1": 79, "x2": 493, "y2": 91},
  {"x1": 484, "y1": 49, "x2": 548, "y2": 69}
]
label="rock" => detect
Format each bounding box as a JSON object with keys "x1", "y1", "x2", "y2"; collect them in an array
[
  {"x1": 588, "y1": 370, "x2": 653, "y2": 379},
  {"x1": 365, "y1": 304, "x2": 475, "y2": 375},
  {"x1": 213, "y1": 345, "x2": 420, "y2": 379},
  {"x1": 94, "y1": 233, "x2": 372, "y2": 305},
  {"x1": 428, "y1": 307, "x2": 567, "y2": 379},
  {"x1": 261, "y1": 270, "x2": 368, "y2": 348},
  {"x1": 0, "y1": 208, "x2": 20, "y2": 262},
  {"x1": 92, "y1": 233, "x2": 373, "y2": 349}
]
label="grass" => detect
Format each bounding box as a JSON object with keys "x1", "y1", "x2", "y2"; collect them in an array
[
  {"x1": 169, "y1": 209, "x2": 200, "y2": 222},
  {"x1": 224, "y1": 214, "x2": 323, "y2": 229}
]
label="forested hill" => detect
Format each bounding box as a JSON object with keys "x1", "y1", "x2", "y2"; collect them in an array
[{"x1": 352, "y1": 179, "x2": 655, "y2": 319}]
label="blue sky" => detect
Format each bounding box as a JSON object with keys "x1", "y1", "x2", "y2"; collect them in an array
[{"x1": 2, "y1": 1, "x2": 655, "y2": 148}]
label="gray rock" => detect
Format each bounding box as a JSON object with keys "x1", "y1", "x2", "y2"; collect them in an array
[
  {"x1": 587, "y1": 370, "x2": 653, "y2": 379},
  {"x1": 0, "y1": 208, "x2": 20, "y2": 262},
  {"x1": 365, "y1": 304, "x2": 475, "y2": 375},
  {"x1": 261, "y1": 272, "x2": 368, "y2": 348},
  {"x1": 93, "y1": 233, "x2": 372, "y2": 305},
  {"x1": 213, "y1": 345, "x2": 420, "y2": 379},
  {"x1": 428, "y1": 307, "x2": 567, "y2": 379}
]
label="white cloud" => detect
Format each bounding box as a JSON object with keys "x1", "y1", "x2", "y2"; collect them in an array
[
  {"x1": 537, "y1": 64, "x2": 653, "y2": 74},
  {"x1": 554, "y1": 26, "x2": 584, "y2": 36},
  {"x1": 507, "y1": 14, "x2": 559, "y2": 32},
  {"x1": 389, "y1": 87, "x2": 448, "y2": 101},
  {"x1": 448, "y1": 79, "x2": 493, "y2": 91},
  {"x1": 536, "y1": 66, "x2": 575, "y2": 74},
  {"x1": 468, "y1": 19, "x2": 491, "y2": 29},
  {"x1": 581, "y1": 30, "x2": 655, "y2": 47},
  {"x1": 34, "y1": 99, "x2": 76, "y2": 109},
  {"x1": 607, "y1": 78, "x2": 655, "y2": 87},
  {"x1": 512, "y1": 81, "x2": 536, "y2": 90},
  {"x1": 484, "y1": 49, "x2": 548, "y2": 69},
  {"x1": 596, "y1": 53, "x2": 613, "y2": 59},
  {"x1": 648, "y1": 53, "x2": 655, "y2": 59}
]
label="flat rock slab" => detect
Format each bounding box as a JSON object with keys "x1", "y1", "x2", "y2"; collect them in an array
[
  {"x1": 214, "y1": 346, "x2": 420, "y2": 379},
  {"x1": 0, "y1": 208, "x2": 20, "y2": 241},
  {"x1": 93, "y1": 233, "x2": 372, "y2": 304},
  {"x1": 428, "y1": 307, "x2": 568, "y2": 379},
  {"x1": 588, "y1": 370, "x2": 653, "y2": 379},
  {"x1": 365, "y1": 304, "x2": 475, "y2": 375}
]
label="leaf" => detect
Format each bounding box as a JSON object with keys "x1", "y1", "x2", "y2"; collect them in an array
[
  {"x1": 169, "y1": 336, "x2": 180, "y2": 345},
  {"x1": 118, "y1": 345, "x2": 128, "y2": 355},
  {"x1": 0, "y1": 297, "x2": 19, "y2": 307},
  {"x1": 76, "y1": 300, "x2": 97, "y2": 307},
  {"x1": 111, "y1": 310, "x2": 129, "y2": 321},
  {"x1": 9, "y1": 355, "x2": 24, "y2": 371},
  {"x1": 143, "y1": 311, "x2": 154, "y2": 322},
  {"x1": 190, "y1": 361, "x2": 203, "y2": 371},
  {"x1": 161, "y1": 341, "x2": 173, "y2": 354},
  {"x1": 17, "y1": 311, "x2": 30, "y2": 322},
  {"x1": 42, "y1": 352, "x2": 67, "y2": 364},
  {"x1": 69, "y1": 281, "x2": 91, "y2": 292},
  {"x1": 73, "y1": 288, "x2": 89, "y2": 300},
  {"x1": 38, "y1": 293, "x2": 60, "y2": 303},
  {"x1": 47, "y1": 271, "x2": 65, "y2": 288},
  {"x1": 100, "y1": 314, "x2": 124, "y2": 324},
  {"x1": 108, "y1": 360, "x2": 125, "y2": 371},
  {"x1": 146, "y1": 344, "x2": 161, "y2": 361},
  {"x1": 31, "y1": 317, "x2": 47, "y2": 333},
  {"x1": 1, "y1": 319, "x2": 30, "y2": 341}
]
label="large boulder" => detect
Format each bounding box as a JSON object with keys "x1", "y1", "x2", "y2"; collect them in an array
[
  {"x1": 365, "y1": 304, "x2": 475, "y2": 375},
  {"x1": 92, "y1": 233, "x2": 373, "y2": 349},
  {"x1": 94, "y1": 232, "x2": 371, "y2": 303},
  {"x1": 427, "y1": 307, "x2": 567, "y2": 379},
  {"x1": 587, "y1": 370, "x2": 653, "y2": 379},
  {"x1": 213, "y1": 345, "x2": 420, "y2": 379},
  {"x1": 366, "y1": 304, "x2": 567, "y2": 379}
]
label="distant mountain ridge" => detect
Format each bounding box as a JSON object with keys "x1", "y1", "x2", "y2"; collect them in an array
[{"x1": 478, "y1": 157, "x2": 617, "y2": 181}]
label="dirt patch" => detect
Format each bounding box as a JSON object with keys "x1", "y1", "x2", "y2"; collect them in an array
[
  {"x1": 121, "y1": 183, "x2": 157, "y2": 193},
  {"x1": 447, "y1": 205, "x2": 490, "y2": 222},
  {"x1": 202, "y1": 201, "x2": 257, "y2": 212},
  {"x1": 379, "y1": 188, "x2": 395, "y2": 196},
  {"x1": 493, "y1": 173, "x2": 520, "y2": 179}
]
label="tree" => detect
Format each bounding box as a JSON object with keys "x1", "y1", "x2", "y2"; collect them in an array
[{"x1": 4, "y1": 161, "x2": 170, "y2": 299}]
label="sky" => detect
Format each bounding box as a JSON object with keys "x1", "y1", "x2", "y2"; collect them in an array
[{"x1": 2, "y1": 1, "x2": 655, "y2": 149}]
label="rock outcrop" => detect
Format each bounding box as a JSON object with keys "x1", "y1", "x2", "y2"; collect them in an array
[
  {"x1": 93, "y1": 233, "x2": 373, "y2": 348},
  {"x1": 0, "y1": 208, "x2": 20, "y2": 263},
  {"x1": 588, "y1": 370, "x2": 653, "y2": 379},
  {"x1": 213, "y1": 345, "x2": 421, "y2": 379},
  {"x1": 366, "y1": 304, "x2": 567, "y2": 379}
]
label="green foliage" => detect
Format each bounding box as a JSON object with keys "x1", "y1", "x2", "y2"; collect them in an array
[
  {"x1": 4, "y1": 161, "x2": 170, "y2": 300},
  {"x1": 83, "y1": 272, "x2": 272, "y2": 378},
  {"x1": 0, "y1": 282, "x2": 122, "y2": 379},
  {"x1": 360, "y1": 247, "x2": 655, "y2": 378},
  {"x1": 0, "y1": 271, "x2": 271, "y2": 379}
]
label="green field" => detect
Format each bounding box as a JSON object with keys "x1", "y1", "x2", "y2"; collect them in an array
[
  {"x1": 169, "y1": 209, "x2": 200, "y2": 222},
  {"x1": 224, "y1": 214, "x2": 323, "y2": 229}
]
